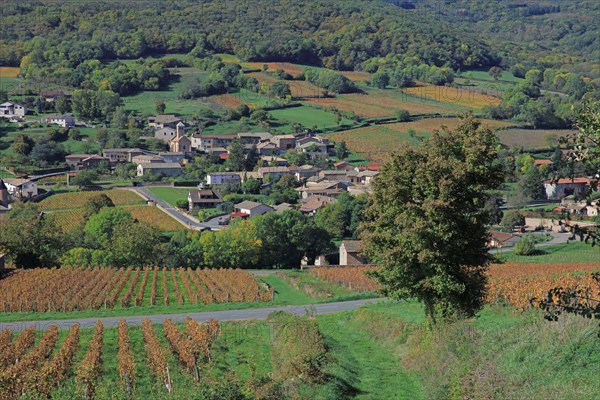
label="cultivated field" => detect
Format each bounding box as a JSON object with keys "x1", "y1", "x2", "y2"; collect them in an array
[
  {"x1": 403, "y1": 85, "x2": 502, "y2": 109},
  {"x1": 496, "y1": 128, "x2": 576, "y2": 149},
  {"x1": 487, "y1": 262, "x2": 600, "y2": 309},
  {"x1": 0, "y1": 318, "x2": 221, "y2": 399},
  {"x1": 329, "y1": 118, "x2": 514, "y2": 163},
  {"x1": 304, "y1": 90, "x2": 464, "y2": 118},
  {"x1": 0, "y1": 267, "x2": 274, "y2": 313},
  {"x1": 38, "y1": 190, "x2": 144, "y2": 211}
]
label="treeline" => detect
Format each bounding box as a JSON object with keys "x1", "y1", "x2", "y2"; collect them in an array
[
  {"x1": 19, "y1": 53, "x2": 171, "y2": 96},
  {"x1": 0, "y1": 198, "x2": 337, "y2": 270},
  {"x1": 486, "y1": 66, "x2": 597, "y2": 129},
  {"x1": 387, "y1": 0, "x2": 598, "y2": 79},
  {"x1": 365, "y1": 56, "x2": 455, "y2": 87},
  {"x1": 179, "y1": 62, "x2": 257, "y2": 99},
  {"x1": 0, "y1": 191, "x2": 372, "y2": 269},
  {"x1": 0, "y1": 0, "x2": 496, "y2": 72}
]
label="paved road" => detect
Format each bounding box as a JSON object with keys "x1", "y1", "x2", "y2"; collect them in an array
[
  {"x1": 489, "y1": 231, "x2": 572, "y2": 254},
  {"x1": 0, "y1": 298, "x2": 385, "y2": 332},
  {"x1": 131, "y1": 186, "x2": 225, "y2": 231}
]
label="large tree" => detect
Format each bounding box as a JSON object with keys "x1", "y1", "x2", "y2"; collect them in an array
[
  {"x1": 0, "y1": 204, "x2": 62, "y2": 268},
  {"x1": 362, "y1": 116, "x2": 504, "y2": 323},
  {"x1": 255, "y1": 210, "x2": 332, "y2": 268}
]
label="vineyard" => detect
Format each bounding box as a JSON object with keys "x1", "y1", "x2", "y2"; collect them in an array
[
  {"x1": 403, "y1": 85, "x2": 501, "y2": 109},
  {"x1": 486, "y1": 262, "x2": 600, "y2": 309},
  {"x1": 310, "y1": 263, "x2": 600, "y2": 311},
  {"x1": 48, "y1": 204, "x2": 183, "y2": 232},
  {"x1": 211, "y1": 93, "x2": 253, "y2": 109},
  {"x1": 37, "y1": 190, "x2": 183, "y2": 231},
  {"x1": 310, "y1": 266, "x2": 381, "y2": 292},
  {"x1": 242, "y1": 62, "x2": 305, "y2": 75},
  {"x1": 495, "y1": 128, "x2": 578, "y2": 149},
  {"x1": 38, "y1": 190, "x2": 144, "y2": 210},
  {"x1": 0, "y1": 318, "x2": 221, "y2": 399},
  {"x1": 304, "y1": 91, "x2": 460, "y2": 118},
  {"x1": 0, "y1": 267, "x2": 274, "y2": 313}
]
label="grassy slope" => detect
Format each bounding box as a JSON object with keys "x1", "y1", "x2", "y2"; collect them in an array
[
  {"x1": 0, "y1": 124, "x2": 100, "y2": 155},
  {"x1": 146, "y1": 187, "x2": 195, "y2": 207},
  {"x1": 269, "y1": 106, "x2": 355, "y2": 132},
  {"x1": 36, "y1": 299, "x2": 598, "y2": 400},
  {"x1": 495, "y1": 241, "x2": 600, "y2": 263},
  {"x1": 121, "y1": 71, "x2": 213, "y2": 117}
]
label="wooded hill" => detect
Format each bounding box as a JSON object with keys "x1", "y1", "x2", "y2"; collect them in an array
[{"x1": 0, "y1": 0, "x2": 497, "y2": 71}]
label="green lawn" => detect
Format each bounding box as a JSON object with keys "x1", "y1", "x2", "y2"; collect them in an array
[
  {"x1": 460, "y1": 69, "x2": 524, "y2": 84},
  {"x1": 147, "y1": 187, "x2": 195, "y2": 207},
  {"x1": 495, "y1": 241, "x2": 600, "y2": 263},
  {"x1": 269, "y1": 105, "x2": 354, "y2": 132}
]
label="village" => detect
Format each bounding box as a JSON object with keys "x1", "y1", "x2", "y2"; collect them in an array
[{"x1": 1, "y1": 105, "x2": 599, "y2": 246}]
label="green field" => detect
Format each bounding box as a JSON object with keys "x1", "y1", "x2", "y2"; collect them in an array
[
  {"x1": 0, "y1": 124, "x2": 100, "y2": 155},
  {"x1": 494, "y1": 241, "x2": 600, "y2": 263},
  {"x1": 121, "y1": 71, "x2": 213, "y2": 117},
  {"x1": 459, "y1": 69, "x2": 524, "y2": 84},
  {"x1": 269, "y1": 105, "x2": 355, "y2": 132},
  {"x1": 147, "y1": 187, "x2": 196, "y2": 207}
]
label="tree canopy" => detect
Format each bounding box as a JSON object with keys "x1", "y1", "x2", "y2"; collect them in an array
[{"x1": 362, "y1": 116, "x2": 505, "y2": 323}]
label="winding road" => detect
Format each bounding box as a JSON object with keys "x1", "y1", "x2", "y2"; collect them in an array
[
  {"x1": 0, "y1": 298, "x2": 386, "y2": 332},
  {"x1": 131, "y1": 186, "x2": 225, "y2": 231}
]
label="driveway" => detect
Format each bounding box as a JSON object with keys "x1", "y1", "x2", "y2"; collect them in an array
[
  {"x1": 131, "y1": 186, "x2": 224, "y2": 231},
  {"x1": 0, "y1": 298, "x2": 386, "y2": 332}
]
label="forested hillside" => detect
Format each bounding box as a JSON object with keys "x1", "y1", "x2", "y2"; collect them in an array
[
  {"x1": 385, "y1": 0, "x2": 599, "y2": 78},
  {"x1": 0, "y1": 0, "x2": 496, "y2": 71}
]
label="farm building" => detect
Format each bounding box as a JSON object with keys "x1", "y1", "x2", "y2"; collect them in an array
[
  {"x1": 3, "y1": 178, "x2": 38, "y2": 199},
  {"x1": 137, "y1": 163, "x2": 182, "y2": 177},
  {"x1": 339, "y1": 240, "x2": 368, "y2": 266},
  {"x1": 544, "y1": 177, "x2": 594, "y2": 198},
  {"x1": 44, "y1": 113, "x2": 75, "y2": 128},
  {"x1": 0, "y1": 102, "x2": 27, "y2": 117}
]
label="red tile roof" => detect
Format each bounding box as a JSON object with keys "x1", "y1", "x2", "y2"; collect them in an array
[
  {"x1": 544, "y1": 177, "x2": 593, "y2": 184},
  {"x1": 230, "y1": 212, "x2": 249, "y2": 218},
  {"x1": 367, "y1": 163, "x2": 380, "y2": 171}
]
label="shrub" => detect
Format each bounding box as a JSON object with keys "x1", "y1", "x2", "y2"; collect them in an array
[
  {"x1": 514, "y1": 236, "x2": 536, "y2": 255},
  {"x1": 175, "y1": 199, "x2": 188, "y2": 210},
  {"x1": 269, "y1": 312, "x2": 328, "y2": 384}
]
